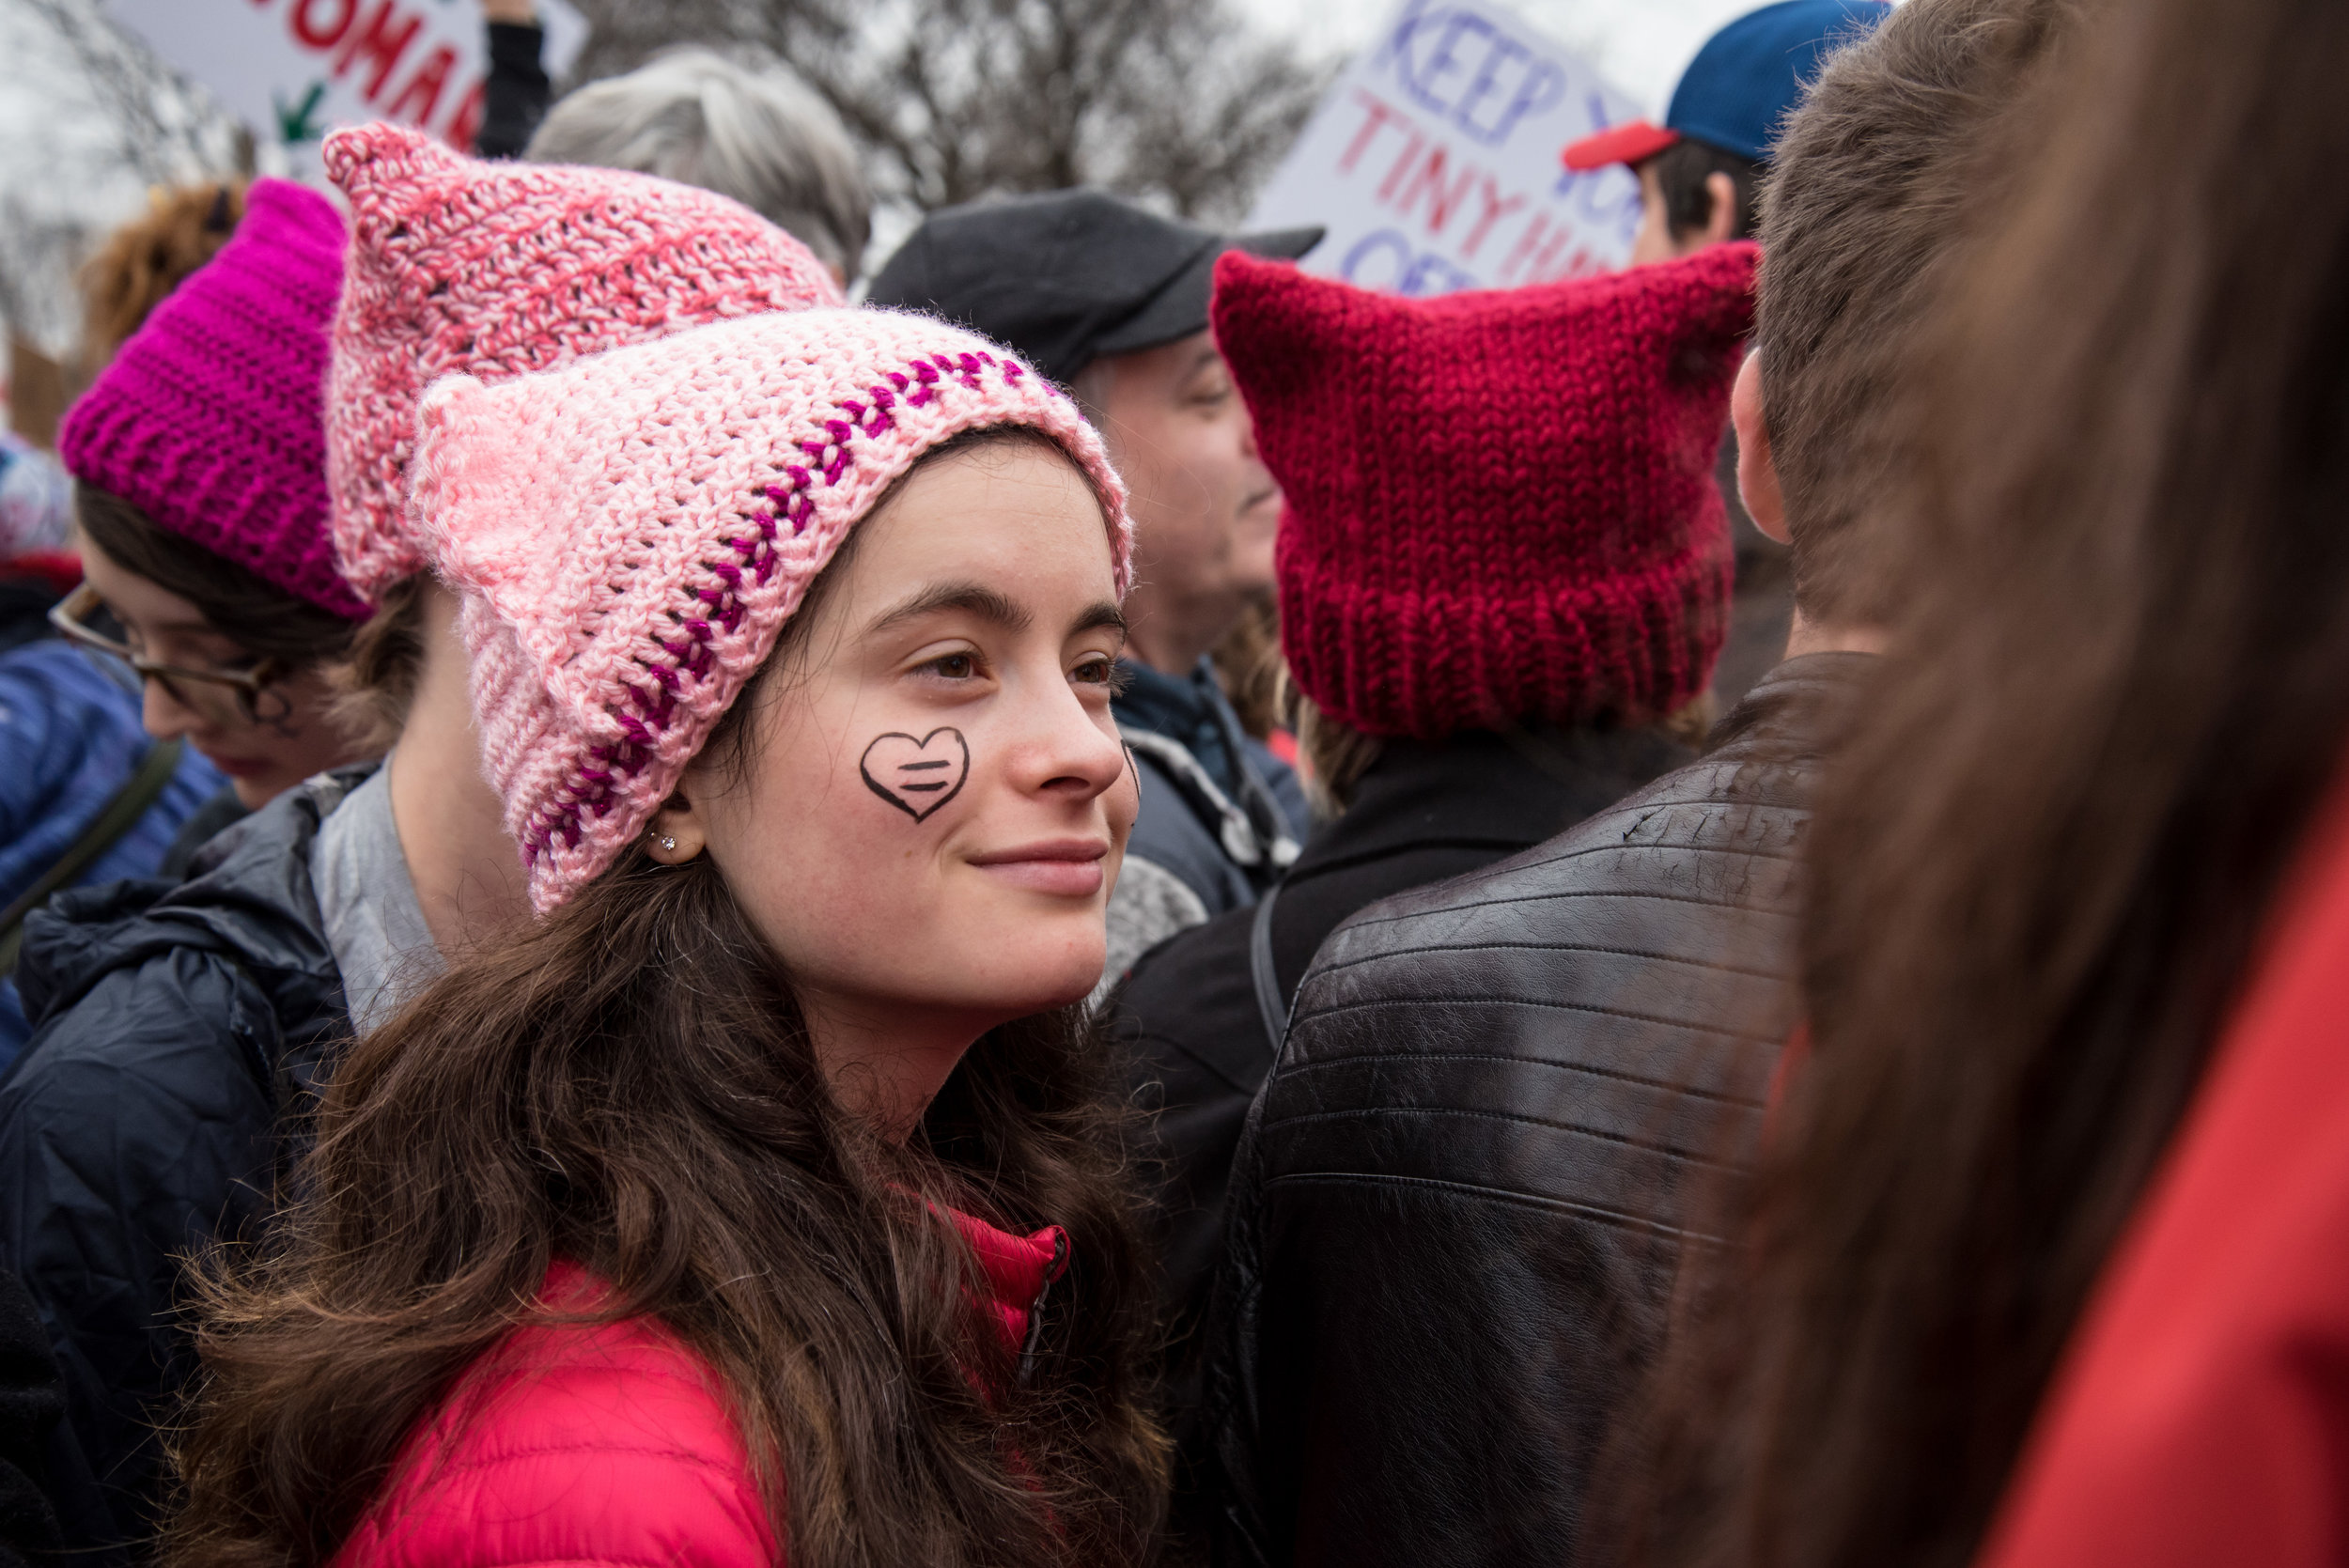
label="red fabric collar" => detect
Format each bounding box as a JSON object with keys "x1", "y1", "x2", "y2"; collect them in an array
[
  {"x1": 541, "y1": 1208, "x2": 1068, "y2": 1355},
  {"x1": 951, "y1": 1210, "x2": 1068, "y2": 1355}
]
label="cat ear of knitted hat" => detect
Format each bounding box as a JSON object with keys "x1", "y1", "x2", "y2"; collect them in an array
[
  {"x1": 322, "y1": 119, "x2": 848, "y2": 605},
  {"x1": 404, "y1": 307, "x2": 1133, "y2": 910}
]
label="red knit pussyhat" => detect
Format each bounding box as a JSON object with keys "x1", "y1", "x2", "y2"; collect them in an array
[
  {"x1": 321, "y1": 122, "x2": 843, "y2": 601},
  {"x1": 1211, "y1": 245, "x2": 1756, "y2": 740}
]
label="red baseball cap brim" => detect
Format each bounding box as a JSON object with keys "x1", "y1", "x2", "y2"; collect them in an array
[{"x1": 1560, "y1": 119, "x2": 1682, "y2": 172}]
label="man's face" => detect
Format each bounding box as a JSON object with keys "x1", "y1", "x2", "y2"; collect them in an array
[{"x1": 1090, "y1": 330, "x2": 1281, "y2": 670}]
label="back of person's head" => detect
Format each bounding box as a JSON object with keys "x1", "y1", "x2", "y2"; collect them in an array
[
  {"x1": 1209, "y1": 244, "x2": 1756, "y2": 806},
  {"x1": 78, "y1": 180, "x2": 245, "y2": 371},
  {"x1": 525, "y1": 48, "x2": 872, "y2": 282},
  {"x1": 1753, "y1": 0, "x2": 2078, "y2": 627},
  {"x1": 1562, "y1": 0, "x2": 1890, "y2": 258},
  {"x1": 1647, "y1": 138, "x2": 1763, "y2": 249},
  {"x1": 1589, "y1": 0, "x2": 2349, "y2": 1563}
]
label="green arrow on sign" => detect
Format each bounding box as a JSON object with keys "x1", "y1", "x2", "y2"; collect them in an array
[{"x1": 273, "y1": 80, "x2": 328, "y2": 144}]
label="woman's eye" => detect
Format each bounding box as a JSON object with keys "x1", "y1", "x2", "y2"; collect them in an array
[
  {"x1": 1073, "y1": 656, "x2": 1122, "y2": 690},
  {"x1": 926, "y1": 652, "x2": 977, "y2": 679}
]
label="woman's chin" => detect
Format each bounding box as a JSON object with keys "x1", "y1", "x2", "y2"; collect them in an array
[
  {"x1": 989, "y1": 940, "x2": 1111, "y2": 1016},
  {"x1": 227, "y1": 774, "x2": 281, "y2": 811}
]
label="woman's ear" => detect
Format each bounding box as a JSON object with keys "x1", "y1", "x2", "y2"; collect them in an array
[{"x1": 646, "y1": 791, "x2": 710, "y2": 864}]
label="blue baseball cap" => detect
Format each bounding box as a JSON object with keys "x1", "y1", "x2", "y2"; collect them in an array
[{"x1": 1562, "y1": 0, "x2": 1889, "y2": 171}]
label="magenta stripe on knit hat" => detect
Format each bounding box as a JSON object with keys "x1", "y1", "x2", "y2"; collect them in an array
[
  {"x1": 320, "y1": 122, "x2": 843, "y2": 606},
  {"x1": 58, "y1": 179, "x2": 365, "y2": 618},
  {"x1": 409, "y1": 307, "x2": 1131, "y2": 913}
]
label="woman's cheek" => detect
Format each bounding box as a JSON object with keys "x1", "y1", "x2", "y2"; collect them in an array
[{"x1": 852, "y1": 722, "x2": 973, "y2": 823}]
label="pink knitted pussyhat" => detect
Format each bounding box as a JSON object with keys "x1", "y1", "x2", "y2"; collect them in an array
[
  {"x1": 321, "y1": 121, "x2": 844, "y2": 603},
  {"x1": 58, "y1": 179, "x2": 366, "y2": 617},
  {"x1": 411, "y1": 308, "x2": 1131, "y2": 912}
]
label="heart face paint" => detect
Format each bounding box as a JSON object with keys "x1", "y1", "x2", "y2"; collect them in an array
[
  {"x1": 860, "y1": 727, "x2": 972, "y2": 822},
  {"x1": 682, "y1": 439, "x2": 1135, "y2": 1042}
]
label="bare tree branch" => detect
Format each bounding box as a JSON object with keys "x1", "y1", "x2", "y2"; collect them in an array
[
  {"x1": 568, "y1": 0, "x2": 1330, "y2": 224},
  {"x1": 0, "y1": 0, "x2": 241, "y2": 356}
]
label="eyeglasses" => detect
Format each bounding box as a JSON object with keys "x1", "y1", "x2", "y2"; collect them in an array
[{"x1": 48, "y1": 582, "x2": 292, "y2": 726}]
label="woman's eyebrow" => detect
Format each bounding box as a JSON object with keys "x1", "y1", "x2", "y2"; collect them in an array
[
  {"x1": 1070, "y1": 600, "x2": 1128, "y2": 641},
  {"x1": 866, "y1": 581, "x2": 1032, "y2": 636}
]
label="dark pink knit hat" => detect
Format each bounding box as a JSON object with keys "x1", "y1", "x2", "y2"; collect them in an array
[
  {"x1": 321, "y1": 122, "x2": 844, "y2": 602},
  {"x1": 1210, "y1": 244, "x2": 1758, "y2": 740},
  {"x1": 58, "y1": 179, "x2": 364, "y2": 618}
]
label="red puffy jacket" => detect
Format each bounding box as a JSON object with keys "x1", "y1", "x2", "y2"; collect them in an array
[
  {"x1": 334, "y1": 1213, "x2": 1066, "y2": 1568},
  {"x1": 1975, "y1": 773, "x2": 2349, "y2": 1568}
]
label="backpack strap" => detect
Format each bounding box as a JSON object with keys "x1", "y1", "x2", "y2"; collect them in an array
[
  {"x1": 0, "y1": 737, "x2": 184, "y2": 976},
  {"x1": 1248, "y1": 878, "x2": 1288, "y2": 1055}
]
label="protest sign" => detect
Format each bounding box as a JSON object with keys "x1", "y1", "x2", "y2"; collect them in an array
[
  {"x1": 104, "y1": 0, "x2": 585, "y2": 161},
  {"x1": 1247, "y1": 0, "x2": 1644, "y2": 295}
]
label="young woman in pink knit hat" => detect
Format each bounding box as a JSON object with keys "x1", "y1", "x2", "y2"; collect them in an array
[
  {"x1": 0, "y1": 125, "x2": 856, "y2": 1564},
  {"x1": 53, "y1": 177, "x2": 372, "y2": 812},
  {"x1": 166, "y1": 307, "x2": 1163, "y2": 1568}
]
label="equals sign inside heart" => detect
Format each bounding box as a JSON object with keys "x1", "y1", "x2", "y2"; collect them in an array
[{"x1": 860, "y1": 728, "x2": 972, "y2": 822}]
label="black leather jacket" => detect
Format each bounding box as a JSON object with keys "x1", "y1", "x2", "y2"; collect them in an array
[
  {"x1": 0, "y1": 771, "x2": 364, "y2": 1561},
  {"x1": 1114, "y1": 726, "x2": 1692, "y2": 1554},
  {"x1": 1203, "y1": 655, "x2": 1869, "y2": 1568}
]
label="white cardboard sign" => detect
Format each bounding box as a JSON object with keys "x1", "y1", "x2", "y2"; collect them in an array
[
  {"x1": 105, "y1": 0, "x2": 585, "y2": 157},
  {"x1": 1247, "y1": 0, "x2": 1644, "y2": 295}
]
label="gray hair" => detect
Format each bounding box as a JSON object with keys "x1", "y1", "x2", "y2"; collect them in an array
[{"x1": 526, "y1": 48, "x2": 873, "y2": 280}]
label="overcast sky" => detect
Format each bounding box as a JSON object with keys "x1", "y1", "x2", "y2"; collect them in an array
[{"x1": 1248, "y1": 0, "x2": 1824, "y2": 119}]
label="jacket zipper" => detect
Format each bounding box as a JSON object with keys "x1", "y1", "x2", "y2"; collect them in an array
[{"x1": 1017, "y1": 1229, "x2": 1069, "y2": 1389}]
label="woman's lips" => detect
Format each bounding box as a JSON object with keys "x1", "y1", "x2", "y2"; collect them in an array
[{"x1": 968, "y1": 838, "x2": 1110, "y2": 897}]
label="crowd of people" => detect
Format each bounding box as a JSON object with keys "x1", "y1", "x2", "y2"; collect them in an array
[{"x1": 0, "y1": 0, "x2": 2342, "y2": 1562}]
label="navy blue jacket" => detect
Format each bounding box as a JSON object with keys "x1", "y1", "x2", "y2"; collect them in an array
[{"x1": 0, "y1": 774, "x2": 360, "y2": 1560}]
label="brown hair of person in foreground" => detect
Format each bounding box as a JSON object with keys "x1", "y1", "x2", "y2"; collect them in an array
[
  {"x1": 161, "y1": 470, "x2": 1168, "y2": 1568},
  {"x1": 1587, "y1": 0, "x2": 2349, "y2": 1564}
]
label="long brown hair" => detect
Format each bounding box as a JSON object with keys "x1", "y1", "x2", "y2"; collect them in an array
[
  {"x1": 1602, "y1": 0, "x2": 2349, "y2": 1564},
  {"x1": 166, "y1": 438, "x2": 1168, "y2": 1568}
]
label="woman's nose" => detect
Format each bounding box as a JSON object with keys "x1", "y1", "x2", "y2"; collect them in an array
[
  {"x1": 1024, "y1": 693, "x2": 1131, "y2": 803},
  {"x1": 140, "y1": 675, "x2": 203, "y2": 742}
]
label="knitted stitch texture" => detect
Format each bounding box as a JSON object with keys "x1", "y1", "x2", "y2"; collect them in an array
[
  {"x1": 322, "y1": 121, "x2": 844, "y2": 602},
  {"x1": 411, "y1": 308, "x2": 1131, "y2": 912},
  {"x1": 58, "y1": 179, "x2": 365, "y2": 617},
  {"x1": 1210, "y1": 244, "x2": 1758, "y2": 740}
]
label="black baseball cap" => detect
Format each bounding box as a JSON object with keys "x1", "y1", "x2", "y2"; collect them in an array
[{"x1": 865, "y1": 188, "x2": 1323, "y2": 385}]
